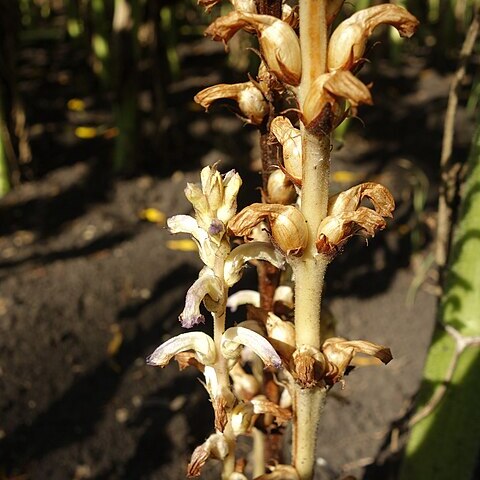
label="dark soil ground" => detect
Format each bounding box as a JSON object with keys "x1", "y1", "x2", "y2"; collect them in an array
[{"x1": 0, "y1": 11, "x2": 476, "y2": 480}]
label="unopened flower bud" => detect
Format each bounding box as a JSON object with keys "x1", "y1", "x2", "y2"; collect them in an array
[
  {"x1": 328, "y1": 4, "x2": 419, "y2": 71},
  {"x1": 195, "y1": 82, "x2": 268, "y2": 125},
  {"x1": 146, "y1": 331, "x2": 216, "y2": 367},
  {"x1": 270, "y1": 116, "x2": 302, "y2": 184},
  {"x1": 229, "y1": 204, "x2": 308, "y2": 256},
  {"x1": 267, "y1": 169, "x2": 297, "y2": 205},
  {"x1": 266, "y1": 312, "x2": 295, "y2": 348},
  {"x1": 206, "y1": 12, "x2": 301, "y2": 85}
]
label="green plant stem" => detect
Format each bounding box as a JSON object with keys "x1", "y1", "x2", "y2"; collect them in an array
[{"x1": 292, "y1": 1, "x2": 330, "y2": 479}]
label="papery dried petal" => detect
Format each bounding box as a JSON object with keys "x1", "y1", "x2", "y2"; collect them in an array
[
  {"x1": 328, "y1": 4, "x2": 419, "y2": 71},
  {"x1": 316, "y1": 183, "x2": 394, "y2": 257},
  {"x1": 228, "y1": 204, "x2": 308, "y2": 256},
  {"x1": 197, "y1": 0, "x2": 222, "y2": 13},
  {"x1": 221, "y1": 326, "x2": 282, "y2": 368},
  {"x1": 291, "y1": 345, "x2": 327, "y2": 388},
  {"x1": 302, "y1": 71, "x2": 372, "y2": 131},
  {"x1": 206, "y1": 12, "x2": 301, "y2": 85},
  {"x1": 194, "y1": 82, "x2": 268, "y2": 125},
  {"x1": 187, "y1": 433, "x2": 229, "y2": 477},
  {"x1": 270, "y1": 116, "x2": 302, "y2": 184},
  {"x1": 147, "y1": 332, "x2": 216, "y2": 367},
  {"x1": 231, "y1": 0, "x2": 257, "y2": 14},
  {"x1": 322, "y1": 336, "x2": 392, "y2": 384},
  {"x1": 328, "y1": 182, "x2": 395, "y2": 217},
  {"x1": 224, "y1": 241, "x2": 285, "y2": 286},
  {"x1": 251, "y1": 395, "x2": 292, "y2": 424},
  {"x1": 180, "y1": 268, "x2": 224, "y2": 328},
  {"x1": 203, "y1": 365, "x2": 236, "y2": 431},
  {"x1": 316, "y1": 207, "x2": 387, "y2": 258}
]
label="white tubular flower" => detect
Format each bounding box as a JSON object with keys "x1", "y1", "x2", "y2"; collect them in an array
[
  {"x1": 226, "y1": 290, "x2": 261, "y2": 311},
  {"x1": 224, "y1": 242, "x2": 285, "y2": 287},
  {"x1": 179, "y1": 268, "x2": 224, "y2": 328},
  {"x1": 146, "y1": 332, "x2": 216, "y2": 367},
  {"x1": 167, "y1": 214, "x2": 216, "y2": 268},
  {"x1": 221, "y1": 326, "x2": 282, "y2": 368}
]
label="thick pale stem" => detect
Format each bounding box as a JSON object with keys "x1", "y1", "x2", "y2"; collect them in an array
[
  {"x1": 293, "y1": 1, "x2": 330, "y2": 480},
  {"x1": 293, "y1": 388, "x2": 327, "y2": 480}
]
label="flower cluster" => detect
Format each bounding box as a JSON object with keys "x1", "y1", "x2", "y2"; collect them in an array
[{"x1": 146, "y1": 1, "x2": 418, "y2": 478}]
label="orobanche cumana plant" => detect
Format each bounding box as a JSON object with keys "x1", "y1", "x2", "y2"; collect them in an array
[{"x1": 147, "y1": 1, "x2": 419, "y2": 479}]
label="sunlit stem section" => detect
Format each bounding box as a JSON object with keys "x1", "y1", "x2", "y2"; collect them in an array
[{"x1": 293, "y1": 1, "x2": 331, "y2": 479}]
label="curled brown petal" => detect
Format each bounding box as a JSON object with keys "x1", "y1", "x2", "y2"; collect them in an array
[
  {"x1": 316, "y1": 207, "x2": 387, "y2": 258},
  {"x1": 322, "y1": 336, "x2": 392, "y2": 385},
  {"x1": 302, "y1": 71, "x2": 372, "y2": 130},
  {"x1": 328, "y1": 4, "x2": 419, "y2": 71},
  {"x1": 328, "y1": 182, "x2": 395, "y2": 217},
  {"x1": 194, "y1": 82, "x2": 268, "y2": 125},
  {"x1": 228, "y1": 203, "x2": 308, "y2": 256}
]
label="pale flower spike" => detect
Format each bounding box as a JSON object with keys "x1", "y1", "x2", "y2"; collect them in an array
[{"x1": 146, "y1": 1, "x2": 419, "y2": 478}]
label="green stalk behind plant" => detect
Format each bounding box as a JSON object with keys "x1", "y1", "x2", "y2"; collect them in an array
[{"x1": 399, "y1": 116, "x2": 480, "y2": 480}]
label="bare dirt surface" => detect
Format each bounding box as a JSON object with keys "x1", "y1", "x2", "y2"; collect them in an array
[{"x1": 0, "y1": 15, "x2": 475, "y2": 480}]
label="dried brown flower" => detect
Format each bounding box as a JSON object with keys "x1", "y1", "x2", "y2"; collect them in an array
[{"x1": 328, "y1": 4, "x2": 420, "y2": 71}]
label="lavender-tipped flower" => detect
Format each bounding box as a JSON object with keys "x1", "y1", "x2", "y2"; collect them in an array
[{"x1": 179, "y1": 267, "x2": 224, "y2": 328}]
